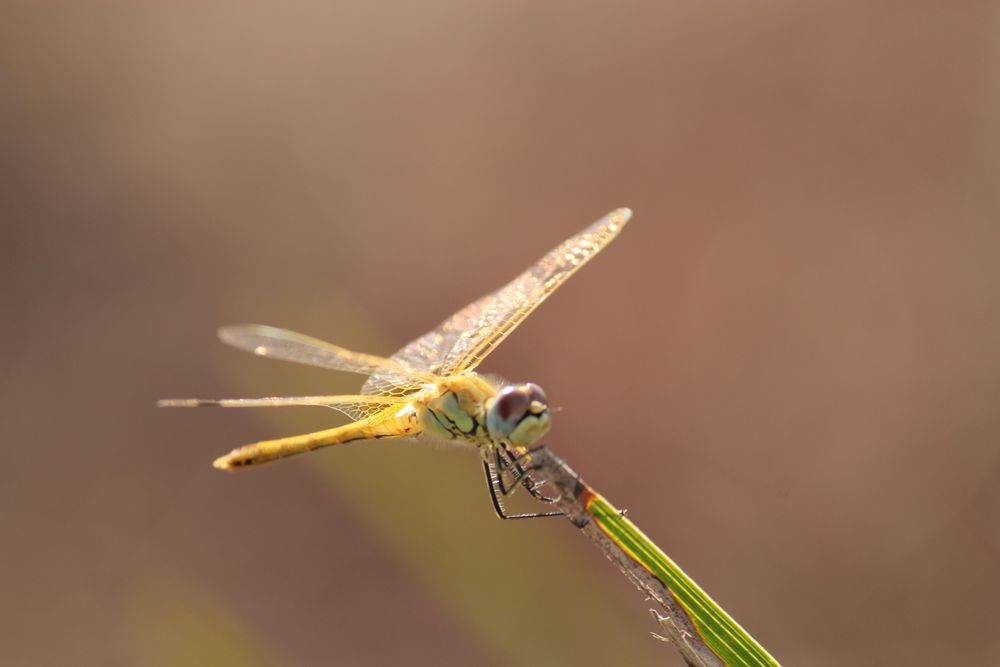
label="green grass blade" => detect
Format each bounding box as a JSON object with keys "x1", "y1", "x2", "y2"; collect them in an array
[{"x1": 581, "y1": 488, "x2": 780, "y2": 667}]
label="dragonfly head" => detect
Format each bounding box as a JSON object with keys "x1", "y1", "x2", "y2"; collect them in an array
[{"x1": 486, "y1": 383, "x2": 550, "y2": 447}]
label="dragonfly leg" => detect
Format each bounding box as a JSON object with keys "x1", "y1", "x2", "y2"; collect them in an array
[
  {"x1": 497, "y1": 447, "x2": 560, "y2": 504},
  {"x1": 494, "y1": 447, "x2": 538, "y2": 497},
  {"x1": 482, "y1": 459, "x2": 562, "y2": 520}
]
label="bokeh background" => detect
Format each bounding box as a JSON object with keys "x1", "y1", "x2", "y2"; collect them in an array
[{"x1": 4, "y1": 2, "x2": 1000, "y2": 665}]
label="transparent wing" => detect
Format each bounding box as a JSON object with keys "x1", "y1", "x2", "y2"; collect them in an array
[
  {"x1": 157, "y1": 393, "x2": 412, "y2": 421},
  {"x1": 218, "y1": 325, "x2": 435, "y2": 389},
  {"x1": 370, "y1": 208, "x2": 631, "y2": 384}
]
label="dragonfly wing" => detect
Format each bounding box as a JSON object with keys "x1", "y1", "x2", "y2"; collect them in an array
[
  {"x1": 158, "y1": 393, "x2": 412, "y2": 421},
  {"x1": 377, "y1": 208, "x2": 631, "y2": 380},
  {"x1": 218, "y1": 325, "x2": 434, "y2": 388}
]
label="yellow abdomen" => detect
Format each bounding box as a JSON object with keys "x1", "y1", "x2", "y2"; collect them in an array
[{"x1": 214, "y1": 405, "x2": 420, "y2": 469}]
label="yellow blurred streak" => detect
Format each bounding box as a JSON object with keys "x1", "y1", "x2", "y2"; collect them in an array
[
  {"x1": 219, "y1": 289, "x2": 664, "y2": 667},
  {"x1": 125, "y1": 571, "x2": 293, "y2": 667}
]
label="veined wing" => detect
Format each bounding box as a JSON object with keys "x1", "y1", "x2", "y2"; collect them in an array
[
  {"x1": 219, "y1": 325, "x2": 435, "y2": 390},
  {"x1": 158, "y1": 393, "x2": 413, "y2": 421},
  {"x1": 369, "y1": 208, "x2": 631, "y2": 385}
]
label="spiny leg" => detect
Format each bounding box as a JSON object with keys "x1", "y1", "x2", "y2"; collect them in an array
[
  {"x1": 492, "y1": 447, "x2": 520, "y2": 496},
  {"x1": 495, "y1": 447, "x2": 560, "y2": 503},
  {"x1": 494, "y1": 448, "x2": 558, "y2": 503},
  {"x1": 482, "y1": 458, "x2": 562, "y2": 520},
  {"x1": 493, "y1": 448, "x2": 538, "y2": 498}
]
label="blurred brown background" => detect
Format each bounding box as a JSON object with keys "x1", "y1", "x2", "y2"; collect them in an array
[{"x1": 3, "y1": 2, "x2": 1000, "y2": 665}]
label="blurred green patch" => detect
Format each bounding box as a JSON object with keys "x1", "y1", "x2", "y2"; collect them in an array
[{"x1": 126, "y1": 572, "x2": 292, "y2": 667}]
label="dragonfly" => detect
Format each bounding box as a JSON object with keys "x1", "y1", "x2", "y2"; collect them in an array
[{"x1": 160, "y1": 208, "x2": 632, "y2": 519}]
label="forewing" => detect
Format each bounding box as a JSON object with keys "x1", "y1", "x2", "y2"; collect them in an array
[
  {"x1": 380, "y1": 208, "x2": 632, "y2": 379},
  {"x1": 219, "y1": 325, "x2": 433, "y2": 389}
]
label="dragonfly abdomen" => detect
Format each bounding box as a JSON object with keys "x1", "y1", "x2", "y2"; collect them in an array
[{"x1": 214, "y1": 407, "x2": 421, "y2": 469}]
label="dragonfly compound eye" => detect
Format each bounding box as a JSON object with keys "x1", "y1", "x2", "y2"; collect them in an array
[
  {"x1": 525, "y1": 382, "x2": 548, "y2": 408},
  {"x1": 494, "y1": 386, "x2": 529, "y2": 422},
  {"x1": 487, "y1": 384, "x2": 551, "y2": 446}
]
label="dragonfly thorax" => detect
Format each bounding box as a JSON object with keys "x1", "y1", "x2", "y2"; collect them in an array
[
  {"x1": 418, "y1": 375, "x2": 550, "y2": 448},
  {"x1": 419, "y1": 374, "x2": 496, "y2": 444}
]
